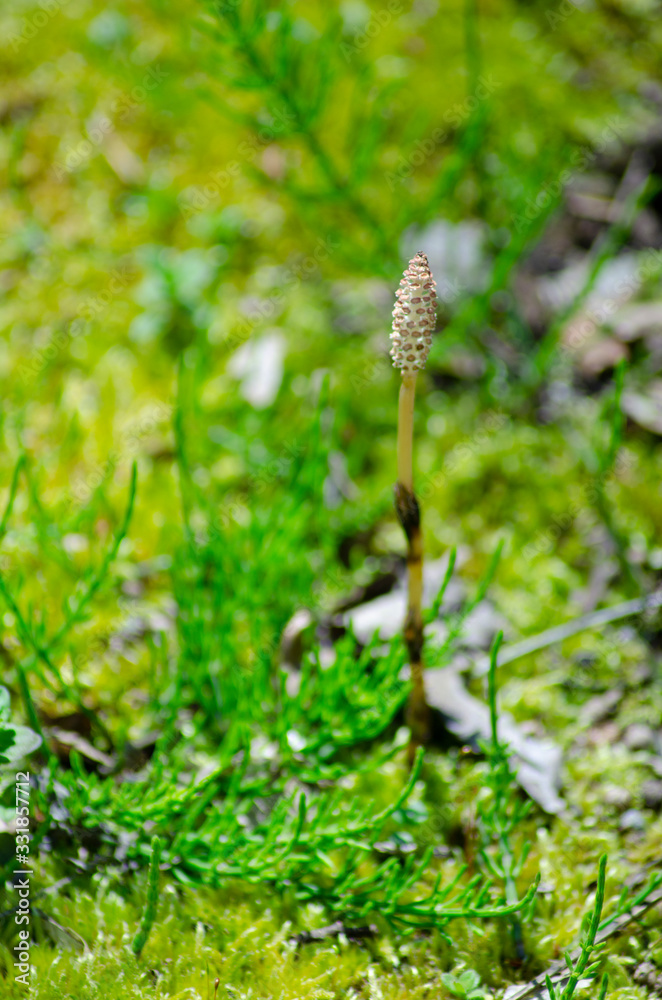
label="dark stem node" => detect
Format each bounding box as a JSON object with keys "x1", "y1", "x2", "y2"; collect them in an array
[{"x1": 394, "y1": 481, "x2": 420, "y2": 540}]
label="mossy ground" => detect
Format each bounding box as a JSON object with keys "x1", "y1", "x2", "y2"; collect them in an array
[{"x1": 1, "y1": 0, "x2": 662, "y2": 996}]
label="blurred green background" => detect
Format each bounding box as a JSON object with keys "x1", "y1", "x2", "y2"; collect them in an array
[
  {"x1": 2, "y1": 0, "x2": 662, "y2": 623},
  {"x1": 2, "y1": 0, "x2": 662, "y2": 995}
]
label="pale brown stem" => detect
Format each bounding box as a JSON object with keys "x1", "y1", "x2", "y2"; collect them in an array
[
  {"x1": 397, "y1": 373, "x2": 416, "y2": 490},
  {"x1": 394, "y1": 371, "x2": 429, "y2": 764}
]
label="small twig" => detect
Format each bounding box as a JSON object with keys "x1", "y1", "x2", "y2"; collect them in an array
[
  {"x1": 289, "y1": 921, "x2": 378, "y2": 946},
  {"x1": 472, "y1": 588, "x2": 662, "y2": 675}
]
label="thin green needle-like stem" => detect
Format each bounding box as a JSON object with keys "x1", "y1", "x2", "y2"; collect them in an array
[
  {"x1": 217, "y1": 9, "x2": 392, "y2": 263},
  {"x1": 0, "y1": 454, "x2": 25, "y2": 540},
  {"x1": 132, "y1": 835, "x2": 162, "y2": 958},
  {"x1": 560, "y1": 855, "x2": 607, "y2": 1000}
]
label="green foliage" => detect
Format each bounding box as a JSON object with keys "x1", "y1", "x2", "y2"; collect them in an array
[
  {"x1": 426, "y1": 542, "x2": 503, "y2": 668},
  {"x1": 132, "y1": 835, "x2": 162, "y2": 957},
  {"x1": 479, "y1": 634, "x2": 530, "y2": 862},
  {"x1": 203, "y1": 0, "x2": 413, "y2": 270},
  {"x1": 0, "y1": 459, "x2": 137, "y2": 752},
  {"x1": 172, "y1": 370, "x2": 339, "y2": 726},
  {"x1": 0, "y1": 382, "x2": 535, "y2": 947},
  {"x1": 441, "y1": 968, "x2": 486, "y2": 1000},
  {"x1": 0, "y1": 687, "x2": 40, "y2": 767},
  {"x1": 599, "y1": 868, "x2": 662, "y2": 938},
  {"x1": 547, "y1": 855, "x2": 607, "y2": 1000},
  {"x1": 2, "y1": 0, "x2": 662, "y2": 994}
]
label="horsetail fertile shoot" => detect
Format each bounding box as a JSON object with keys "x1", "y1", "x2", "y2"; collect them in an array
[{"x1": 390, "y1": 252, "x2": 437, "y2": 764}]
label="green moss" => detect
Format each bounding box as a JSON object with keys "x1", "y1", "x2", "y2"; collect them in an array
[{"x1": 2, "y1": 0, "x2": 662, "y2": 994}]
